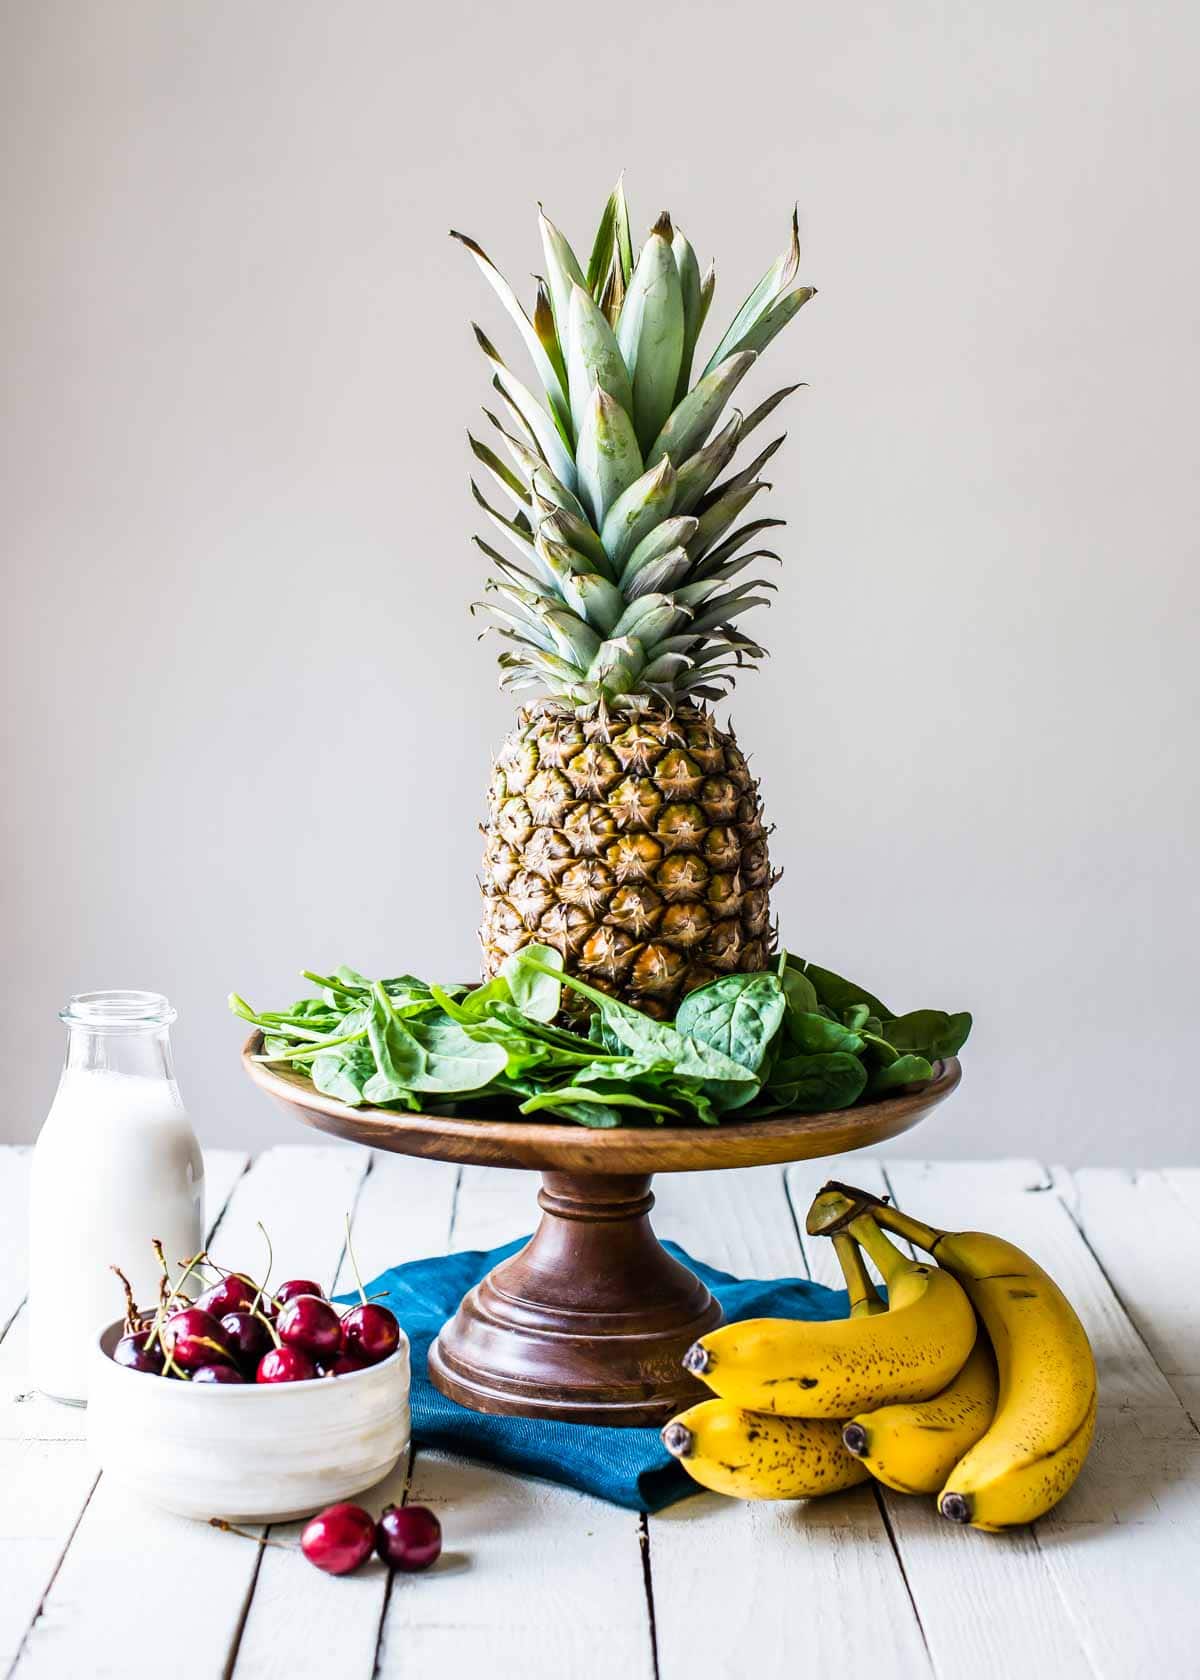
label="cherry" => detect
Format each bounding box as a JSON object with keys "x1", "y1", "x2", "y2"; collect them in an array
[
  {"x1": 375, "y1": 1505, "x2": 442, "y2": 1572},
  {"x1": 257, "y1": 1346, "x2": 317, "y2": 1384},
  {"x1": 324, "y1": 1352, "x2": 367, "y2": 1377},
  {"x1": 162, "y1": 1308, "x2": 235, "y2": 1371},
  {"x1": 195, "y1": 1274, "x2": 258, "y2": 1318},
  {"x1": 277, "y1": 1295, "x2": 342, "y2": 1360},
  {"x1": 113, "y1": 1328, "x2": 165, "y2": 1375},
  {"x1": 193, "y1": 1363, "x2": 245, "y2": 1384},
  {"x1": 220, "y1": 1311, "x2": 274, "y2": 1373},
  {"x1": 300, "y1": 1503, "x2": 376, "y2": 1575},
  {"x1": 275, "y1": 1279, "x2": 324, "y2": 1307},
  {"x1": 340, "y1": 1303, "x2": 400, "y2": 1367}
]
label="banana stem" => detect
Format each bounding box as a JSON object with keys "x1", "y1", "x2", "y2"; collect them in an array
[
  {"x1": 831, "y1": 1232, "x2": 885, "y2": 1318},
  {"x1": 864, "y1": 1203, "x2": 946, "y2": 1256},
  {"x1": 844, "y1": 1213, "x2": 910, "y2": 1285}
]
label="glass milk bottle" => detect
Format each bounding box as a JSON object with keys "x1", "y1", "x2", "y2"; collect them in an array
[{"x1": 29, "y1": 991, "x2": 204, "y2": 1403}]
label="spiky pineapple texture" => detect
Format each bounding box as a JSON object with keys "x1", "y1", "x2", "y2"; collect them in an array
[
  {"x1": 481, "y1": 704, "x2": 777, "y2": 1014},
  {"x1": 454, "y1": 180, "x2": 814, "y2": 710}
]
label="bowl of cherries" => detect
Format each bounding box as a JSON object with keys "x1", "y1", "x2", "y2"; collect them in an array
[{"x1": 87, "y1": 1243, "x2": 410, "y2": 1522}]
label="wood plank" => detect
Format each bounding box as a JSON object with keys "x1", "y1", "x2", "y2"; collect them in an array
[
  {"x1": 10, "y1": 1147, "x2": 366, "y2": 1680},
  {"x1": 787, "y1": 1157, "x2": 1094, "y2": 1680},
  {"x1": 371, "y1": 1159, "x2": 655, "y2": 1680},
  {"x1": 1065, "y1": 1166, "x2": 1200, "y2": 1428},
  {"x1": 0, "y1": 1150, "x2": 249, "y2": 1677},
  {"x1": 651, "y1": 1163, "x2": 931, "y2": 1680},
  {"x1": 884, "y1": 1159, "x2": 1200, "y2": 1677},
  {"x1": 230, "y1": 1152, "x2": 459, "y2": 1680}
]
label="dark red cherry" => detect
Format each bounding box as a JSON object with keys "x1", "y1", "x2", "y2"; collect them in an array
[
  {"x1": 193, "y1": 1363, "x2": 245, "y2": 1384},
  {"x1": 300, "y1": 1503, "x2": 376, "y2": 1575},
  {"x1": 275, "y1": 1279, "x2": 324, "y2": 1307},
  {"x1": 195, "y1": 1274, "x2": 258, "y2": 1317},
  {"x1": 375, "y1": 1504, "x2": 441, "y2": 1572},
  {"x1": 256, "y1": 1346, "x2": 317, "y2": 1384},
  {"x1": 325, "y1": 1352, "x2": 367, "y2": 1377},
  {"x1": 161, "y1": 1308, "x2": 234, "y2": 1371},
  {"x1": 277, "y1": 1295, "x2": 342, "y2": 1359},
  {"x1": 113, "y1": 1328, "x2": 165, "y2": 1375},
  {"x1": 340, "y1": 1303, "x2": 400, "y2": 1367},
  {"x1": 220, "y1": 1311, "x2": 274, "y2": 1372}
]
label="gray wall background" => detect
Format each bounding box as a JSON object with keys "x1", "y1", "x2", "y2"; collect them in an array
[{"x1": 3, "y1": 0, "x2": 1196, "y2": 1164}]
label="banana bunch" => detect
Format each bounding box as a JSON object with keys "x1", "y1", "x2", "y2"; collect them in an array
[{"x1": 662, "y1": 1184, "x2": 1096, "y2": 1531}]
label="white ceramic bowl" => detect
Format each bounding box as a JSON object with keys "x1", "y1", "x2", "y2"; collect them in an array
[{"x1": 87, "y1": 1320, "x2": 411, "y2": 1522}]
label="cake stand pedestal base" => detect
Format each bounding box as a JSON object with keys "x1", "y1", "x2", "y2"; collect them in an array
[{"x1": 427, "y1": 1171, "x2": 721, "y2": 1426}]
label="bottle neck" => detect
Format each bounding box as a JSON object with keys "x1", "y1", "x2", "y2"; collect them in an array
[
  {"x1": 63, "y1": 1024, "x2": 176, "y2": 1081},
  {"x1": 59, "y1": 990, "x2": 178, "y2": 1082}
]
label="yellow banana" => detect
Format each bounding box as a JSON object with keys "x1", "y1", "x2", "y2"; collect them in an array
[
  {"x1": 842, "y1": 1336, "x2": 998, "y2": 1494},
  {"x1": 809, "y1": 1183, "x2": 1098, "y2": 1530},
  {"x1": 683, "y1": 1213, "x2": 976, "y2": 1417},
  {"x1": 661, "y1": 1397, "x2": 869, "y2": 1500}
]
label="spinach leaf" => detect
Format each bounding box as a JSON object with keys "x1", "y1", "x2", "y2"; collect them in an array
[
  {"x1": 792, "y1": 957, "x2": 892, "y2": 1021},
  {"x1": 880, "y1": 1010, "x2": 972, "y2": 1059},
  {"x1": 779, "y1": 959, "x2": 820, "y2": 1019},
  {"x1": 765, "y1": 1051, "x2": 868, "y2": 1113},
  {"x1": 519, "y1": 1085, "x2": 680, "y2": 1125},
  {"x1": 364, "y1": 984, "x2": 507, "y2": 1101},
  {"x1": 785, "y1": 1012, "x2": 864, "y2": 1055},
  {"x1": 311, "y1": 1041, "x2": 377, "y2": 1106},
  {"x1": 675, "y1": 974, "x2": 785, "y2": 1075},
  {"x1": 501, "y1": 942, "x2": 564, "y2": 1022},
  {"x1": 869, "y1": 1053, "x2": 935, "y2": 1094}
]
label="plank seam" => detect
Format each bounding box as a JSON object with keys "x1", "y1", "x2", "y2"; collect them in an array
[
  {"x1": 372, "y1": 1442, "x2": 416, "y2": 1678},
  {"x1": 872, "y1": 1486, "x2": 933, "y2": 1674},
  {"x1": 5, "y1": 1469, "x2": 101, "y2": 1680},
  {"x1": 446, "y1": 1164, "x2": 465, "y2": 1246},
  {"x1": 222, "y1": 1527, "x2": 268, "y2": 1680},
  {"x1": 779, "y1": 1170, "x2": 815, "y2": 1282},
  {"x1": 638, "y1": 1515, "x2": 661, "y2": 1680},
  {"x1": 204, "y1": 1154, "x2": 253, "y2": 1245}
]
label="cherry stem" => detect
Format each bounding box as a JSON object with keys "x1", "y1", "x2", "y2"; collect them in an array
[
  {"x1": 251, "y1": 1222, "x2": 275, "y2": 1316},
  {"x1": 209, "y1": 1519, "x2": 295, "y2": 1551},
  {"x1": 110, "y1": 1266, "x2": 140, "y2": 1334},
  {"x1": 344, "y1": 1214, "x2": 367, "y2": 1306}
]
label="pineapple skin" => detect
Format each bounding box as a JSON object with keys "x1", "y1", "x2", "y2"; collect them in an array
[{"x1": 480, "y1": 703, "x2": 776, "y2": 1016}]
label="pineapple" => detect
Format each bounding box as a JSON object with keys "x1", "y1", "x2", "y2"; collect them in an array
[{"x1": 457, "y1": 182, "x2": 814, "y2": 1015}]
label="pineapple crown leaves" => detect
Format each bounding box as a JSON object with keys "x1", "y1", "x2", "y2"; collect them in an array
[{"x1": 452, "y1": 180, "x2": 815, "y2": 712}]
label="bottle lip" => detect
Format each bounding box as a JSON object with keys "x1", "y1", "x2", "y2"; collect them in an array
[{"x1": 60, "y1": 990, "x2": 177, "y2": 1031}]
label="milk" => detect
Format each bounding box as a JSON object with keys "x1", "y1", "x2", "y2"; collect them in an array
[{"x1": 30, "y1": 998, "x2": 204, "y2": 1404}]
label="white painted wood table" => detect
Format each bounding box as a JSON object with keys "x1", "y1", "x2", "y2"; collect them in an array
[{"x1": 1, "y1": 1146, "x2": 1196, "y2": 1679}]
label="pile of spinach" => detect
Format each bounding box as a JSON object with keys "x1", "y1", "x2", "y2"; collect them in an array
[{"x1": 229, "y1": 949, "x2": 970, "y2": 1131}]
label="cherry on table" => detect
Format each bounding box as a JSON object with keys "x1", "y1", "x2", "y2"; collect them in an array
[
  {"x1": 256, "y1": 1346, "x2": 317, "y2": 1384},
  {"x1": 220, "y1": 1311, "x2": 274, "y2": 1372},
  {"x1": 277, "y1": 1295, "x2": 342, "y2": 1360},
  {"x1": 195, "y1": 1274, "x2": 258, "y2": 1318},
  {"x1": 162, "y1": 1308, "x2": 235, "y2": 1371},
  {"x1": 375, "y1": 1505, "x2": 442, "y2": 1572},
  {"x1": 340, "y1": 1303, "x2": 400, "y2": 1367},
  {"x1": 113, "y1": 1328, "x2": 165, "y2": 1375},
  {"x1": 193, "y1": 1363, "x2": 245, "y2": 1384},
  {"x1": 300, "y1": 1503, "x2": 376, "y2": 1575}
]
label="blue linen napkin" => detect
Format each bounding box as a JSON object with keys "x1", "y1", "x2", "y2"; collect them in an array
[{"x1": 341, "y1": 1240, "x2": 848, "y2": 1512}]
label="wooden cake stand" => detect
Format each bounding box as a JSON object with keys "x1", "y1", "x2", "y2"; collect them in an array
[{"x1": 244, "y1": 1036, "x2": 960, "y2": 1426}]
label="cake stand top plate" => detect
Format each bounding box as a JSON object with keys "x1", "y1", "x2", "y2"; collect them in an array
[{"x1": 243, "y1": 1034, "x2": 960, "y2": 1175}]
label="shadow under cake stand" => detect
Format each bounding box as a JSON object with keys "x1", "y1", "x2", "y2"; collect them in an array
[{"x1": 244, "y1": 1036, "x2": 960, "y2": 1427}]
